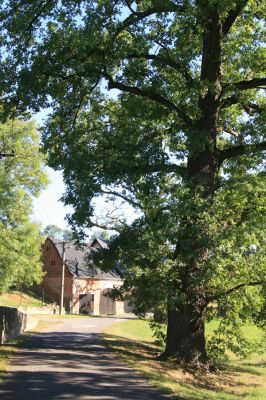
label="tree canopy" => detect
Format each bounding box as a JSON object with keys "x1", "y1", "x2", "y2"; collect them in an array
[
  {"x1": 0, "y1": 119, "x2": 48, "y2": 293},
  {"x1": 42, "y1": 224, "x2": 76, "y2": 240},
  {"x1": 0, "y1": 0, "x2": 265, "y2": 368}
]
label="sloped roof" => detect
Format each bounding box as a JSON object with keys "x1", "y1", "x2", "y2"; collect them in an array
[
  {"x1": 92, "y1": 237, "x2": 110, "y2": 249},
  {"x1": 49, "y1": 237, "x2": 123, "y2": 280}
]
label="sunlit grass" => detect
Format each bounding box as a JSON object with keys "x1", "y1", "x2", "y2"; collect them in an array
[
  {"x1": 0, "y1": 291, "x2": 43, "y2": 308},
  {"x1": 103, "y1": 319, "x2": 266, "y2": 400}
]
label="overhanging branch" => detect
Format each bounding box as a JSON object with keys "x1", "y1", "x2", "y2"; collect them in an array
[
  {"x1": 222, "y1": 1, "x2": 248, "y2": 36},
  {"x1": 207, "y1": 281, "x2": 265, "y2": 302},
  {"x1": 116, "y1": 2, "x2": 186, "y2": 35},
  {"x1": 125, "y1": 163, "x2": 186, "y2": 177},
  {"x1": 219, "y1": 141, "x2": 266, "y2": 163},
  {"x1": 221, "y1": 94, "x2": 263, "y2": 114},
  {"x1": 101, "y1": 189, "x2": 141, "y2": 208},
  {"x1": 223, "y1": 77, "x2": 266, "y2": 91},
  {"x1": 89, "y1": 218, "x2": 124, "y2": 233},
  {"x1": 103, "y1": 72, "x2": 192, "y2": 126},
  {"x1": 126, "y1": 52, "x2": 193, "y2": 84}
]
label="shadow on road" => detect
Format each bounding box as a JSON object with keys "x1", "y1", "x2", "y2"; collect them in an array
[{"x1": 0, "y1": 331, "x2": 175, "y2": 400}]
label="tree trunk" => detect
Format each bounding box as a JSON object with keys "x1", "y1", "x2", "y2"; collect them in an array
[
  {"x1": 160, "y1": 7, "x2": 223, "y2": 369},
  {"x1": 161, "y1": 153, "x2": 219, "y2": 369},
  {"x1": 161, "y1": 282, "x2": 211, "y2": 367}
]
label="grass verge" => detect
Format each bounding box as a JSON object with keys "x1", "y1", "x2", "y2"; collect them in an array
[
  {"x1": 0, "y1": 291, "x2": 43, "y2": 308},
  {"x1": 0, "y1": 336, "x2": 25, "y2": 381},
  {"x1": 103, "y1": 319, "x2": 266, "y2": 400}
]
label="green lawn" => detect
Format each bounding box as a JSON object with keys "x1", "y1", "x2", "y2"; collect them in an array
[
  {"x1": 0, "y1": 291, "x2": 43, "y2": 308},
  {"x1": 103, "y1": 319, "x2": 266, "y2": 400}
]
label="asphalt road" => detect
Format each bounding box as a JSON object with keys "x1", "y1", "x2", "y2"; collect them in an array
[{"x1": 0, "y1": 316, "x2": 174, "y2": 399}]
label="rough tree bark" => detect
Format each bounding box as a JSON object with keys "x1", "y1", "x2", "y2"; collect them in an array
[
  {"x1": 161, "y1": 8, "x2": 223, "y2": 369},
  {"x1": 164, "y1": 286, "x2": 208, "y2": 365}
]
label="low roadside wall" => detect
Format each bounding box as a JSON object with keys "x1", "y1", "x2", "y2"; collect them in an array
[
  {"x1": 18, "y1": 304, "x2": 62, "y2": 315},
  {"x1": 0, "y1": 306, "x2": 35, "y2": 344}
]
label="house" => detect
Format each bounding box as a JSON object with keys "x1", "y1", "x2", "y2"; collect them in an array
[{"x1": 39, "y1": 236, "x2": 130, "y2": 315}]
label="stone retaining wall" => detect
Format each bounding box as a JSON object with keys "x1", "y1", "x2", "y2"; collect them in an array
[
  {"x1": 0, "y1": 306, "x2": 28, "y2": 344},
  {"x1": 18, "y1": 305, "x2": 61, "y2": 315}
]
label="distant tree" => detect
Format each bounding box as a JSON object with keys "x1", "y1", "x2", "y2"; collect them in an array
[
  {"x1": 42, "y1": 224, "x2": 63, "y2": 239},
  {"x1": 62, "y1": 229, "x2": 75, "y2": 241},
  {"x1": 42, "y1": 225, "x2": 75, "y2": 241},
  {"x1": 91, "y1": 230, "x2": 110, "y2": 241},
  {"x1": 0, "y1": 120, "x2": 48, "y2": 293}
]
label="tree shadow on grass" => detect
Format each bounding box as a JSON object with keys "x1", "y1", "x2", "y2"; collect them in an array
[
  {"x1": 103, "y1": 334, "x2": 266, "y2": 399},
  {"x1": 103, "y1": 333, "x2": 161, "y2": 360}
]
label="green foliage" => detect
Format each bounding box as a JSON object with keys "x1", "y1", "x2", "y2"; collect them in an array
[
  {"x1": 42, "y1": 224, "x2": 75, "y2": 241},
  {"x1": 0, "y1": 120, "x2": 48, "y2": 293},
  {"x1": 62, "y1": 229, "x2": 75, "y2": 241},
  {"x1": 42, "y1": 224, "x2": 63, "y2": 239},
  {"x1": 104, "y1": 319, "x2": 266, "y2": 400},
  {"x1": 0, "y1": 1, "x2": 265, "y2": 360},
  {"x1": 90, "y1": 229, "x2": 110, "y2": 241}
]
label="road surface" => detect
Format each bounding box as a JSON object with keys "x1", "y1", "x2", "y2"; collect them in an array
[{"x1": 0, "y1": 316, "x2": 174, "y2": 399}]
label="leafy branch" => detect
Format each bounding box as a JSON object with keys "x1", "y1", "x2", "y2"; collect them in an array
[
  {"x1": 126, "y1": 52, "x2": 193, "y2": 84},
  {"x1": 100, "y1": 188, "x2": 141, "y2": 209},
  {"x1": 219, "y1": 141, "x2": 266, "y2": 163},
  {"x1": 207, "y1": 281, "x2": 265, "y2": 302},
  {"x1": 223, "y1": 77, "x2": 266, "y2": 91},
  {"x1": 103, "y1": 72, "x2": 192, "y2": 126},
  {"x1": 89, "y1": 214, "x2": 125, "y2": 233},
  {"x1": 116, "y1": 1, "x2": 187, "y2": 35},
  {"x1": 221, "y1": 95, "x2": 263, "y2": 114},
  {"x1": 222, "y1": 0, "x2": 248, "y2": 36}
]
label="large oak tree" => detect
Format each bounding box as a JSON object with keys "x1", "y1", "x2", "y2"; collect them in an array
[{"x1": 1, "y1": 1, "x2": 265, "y2": 368}]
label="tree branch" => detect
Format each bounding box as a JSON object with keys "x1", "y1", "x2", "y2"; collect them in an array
[
  {"x1": 116, "y1": 2, "x2": 186, "y2": 35},
  {"x1": 127, "y1": 52, "x2": 193, "y2": 82},
  {"x1": 89, "y1": 218, "x2": 124, "y2": 233},
  {"x1": 220, "y1": 94, "x2": 239, "y2": 109},
  {"x1": 216, "y1": 127, "x2": 239, "y2": 137},
  {"x1": 103, "y1": 72, "x2": 192, "y2": 126},
  {"x1": 222, "y1": 1, "x2": 248, "y2": 36},
  {"x1": 25, "y1": 0, "x2": 54, "y2": 35},
  {"x1": 0, "y1": 151, "x2": 15, "y2": 159},
  {"x1": 147, "y1": 162, "x2": 187, "y2": 176},
  {"x1": 223, "y1": 77, "x2": 266, "y2": 91},
  {"x1": 241, "y1": 102, "x2": 263, "y2": 115},
  {"x1": 207, "y1": 281, "x2": 265, "y2": 302},
  {"x1": 101, "y1": 189, "x2": 141, "y2": 208},
  {"x1": 124, "y1": 0, "x2": 135, "y2": 14},
  {"x1": 124, "y1": 162, "x2": 187, "y2": 177},
  {"x1": 219, "y1": 141, "x2": 266, "y2": 163},
  {"x1": 221, "y1": 93, "x2": 264, "y2": 113}
]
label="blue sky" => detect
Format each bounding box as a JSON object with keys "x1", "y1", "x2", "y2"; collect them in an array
[
  {"x1": 31, "y1": 165, "x2": 136, "y2": 232},
  {"x1": 31, "y1": 109, "x2": 71, "y2": 229},
  {"x1": 30, "y1": 82, "x2": 136, "y2": 231},
  {"x1": 31, "y1": 166, "x2": 72, "y2": 229}
]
